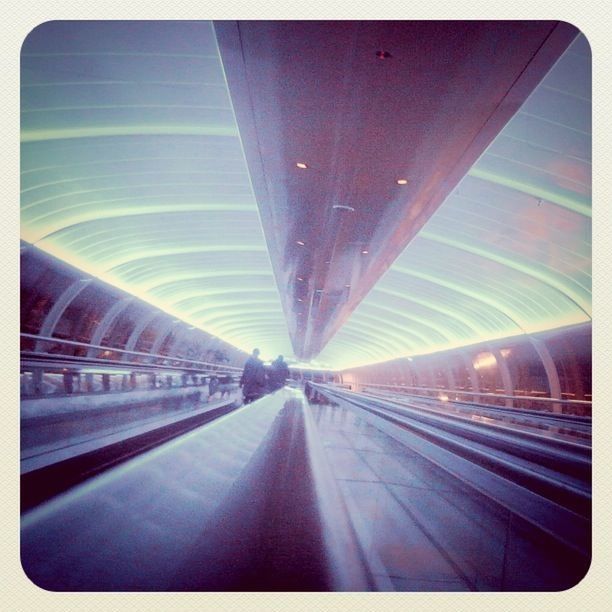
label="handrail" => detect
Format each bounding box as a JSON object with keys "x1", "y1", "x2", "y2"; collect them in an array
[
  {"x1": 358, "y1": 382, "x2": 592, "y2": 408},
  {"x1": 21, "y1": 353, "x2": 241, "y2": 377},
  {"x1": 20, "y1": 333, "x2": 243, "y2": 373}
]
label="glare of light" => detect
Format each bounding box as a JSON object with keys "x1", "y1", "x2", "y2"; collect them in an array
[
  {"x1": 296, "y1": 162, "x2": 308, "y2": 169},
  {"x1": 296, "y1": 240, "x2": 305, "y2": 246},
  {"x1": 21, "y1": 124, "x2": 239, "y2": 143},
  {"x1": 361, "y1": 250, "x2": 369, "y2": 254},
  {"x1": 439, "y1": 393, "x2": 449, "y2": 402},
  {"x1": 473, "y1": 352, "x2": 497, "y2": 370},
  {"x1": 290, "y1": 360, "x2": 337, "y2": 371},
  {"x1": 80, "y1": 368, "x2": 131, "y2": 375},
  {"x1": 396, "y1": 179, "x2": 409, "y2": 185}
]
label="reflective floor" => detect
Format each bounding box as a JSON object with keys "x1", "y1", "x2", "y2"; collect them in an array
[
  {"x1": 309, "y1": 399, "x2": 587, "y2": 591},
  {"x1": 21, "y1": 390, "x2": 589, "y2": 591}
]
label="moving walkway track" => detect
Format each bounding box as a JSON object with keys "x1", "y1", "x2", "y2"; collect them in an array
[
  {"x1": 312, "y1": 384, "x2": 591, "y2": 560},
  {"x1": 21, "y1": 389, "x2": 373, "y2": 591},
  {"x1": 353, "y1": 389, "x2": 592, "y2": 480},
  {"x1": 21, "y1": 386, "x2": 591, "y2": 590},
  {"x1": 362, "y1": 387, "x2": 592, "y2": 439},
  {"x1": 20, "y1": 396, "x2": 241, "y2": 512}
]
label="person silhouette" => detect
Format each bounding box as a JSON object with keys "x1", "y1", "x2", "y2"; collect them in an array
[{"x1": 240, "y1": 348, "x2": 266, "y2": 403}]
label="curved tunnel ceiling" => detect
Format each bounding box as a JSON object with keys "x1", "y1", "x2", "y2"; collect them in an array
[
  {"x1": 20, "y1": 21, "x2": 591, "y2": 370},
  {"x1": 20, "y1": 21, "x2": 294, "y2": 361},
  {"x1": 316, "y1": 33, "x2": 591, "y2": 368},
  {"x1": 215, "y1": 20, "x2": 586, "y2": 364}
]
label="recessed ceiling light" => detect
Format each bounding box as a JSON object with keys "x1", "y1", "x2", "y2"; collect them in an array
[
  {"x1": 296, "y1": 240, "x2": 305, "y2": 246},
  {"x1": 361, "y1": 250, "x2": 369, "y2": 254},
  {"x1": 396, "y1": 178, "x2": 409, "y2": 185},
  {"x1": 296, "y1": 162, "x2": 308, "y2": 169},
  {"x1": 332, "y1": 204, "x2": 355, "y2": 212},
  {"x1": 297, "y1": 276, "x2": 304, "y2": 281},
  {"x1": 344, "y1": 284, "x2": 351, "y2": 288},
  {"x1": 298, "y1": 298, "x2": 303, "y2": 302}
]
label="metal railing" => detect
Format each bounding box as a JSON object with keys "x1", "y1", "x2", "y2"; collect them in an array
[
  {"x1": 353, "y1": 382, "x2": 592, "y2": 416},
  {"x1": 21, "y1": 332, "x2": 242, "y2": 370},
  {"x1": 21, "y1": 333, "x2": 242, "y2": 398}
]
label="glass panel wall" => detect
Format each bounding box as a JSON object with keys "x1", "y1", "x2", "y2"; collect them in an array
[{"x1": 545, "y1": 326, "x2": 591, "y2": 401}]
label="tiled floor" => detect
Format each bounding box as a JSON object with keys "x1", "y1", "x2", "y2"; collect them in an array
[{"x1": 309, "y1": 400, "x2": 587, "y2": 591}]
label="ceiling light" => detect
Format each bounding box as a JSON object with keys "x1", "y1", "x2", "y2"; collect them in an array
[
  {"x1": 298, "y1": 298, "x2": 303, "y2": 302},
  {"x1": 297, "y1": 276, "x2": 304, "y2": 281},
  {"x1": 296, "y1": 162, "x2": 308, "y2": 169},
  {"x1": 396, "y1": 179, "x2": 409, "y2": 185},
  {"x1": 296, "y1": 240, "x2": 305, "y2": 246},
  {"x1": 361, "y1": 250, "x2": 369, "y2": 254},
  {"x1": 332, "y1": 204, "x2": 355, "y2": 212}
]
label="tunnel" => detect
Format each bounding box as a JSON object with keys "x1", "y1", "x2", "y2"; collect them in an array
[{"x1": 19, "y1": 20, "x2": 592, "y2": 593}]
